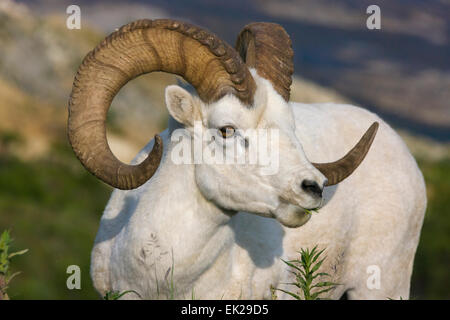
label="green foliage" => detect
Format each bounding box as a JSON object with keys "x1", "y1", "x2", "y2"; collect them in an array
[
  {"x1": 0, "y1": 149, "x2": 111, "y2": 299},
  {"x1": 270, "y1": 285, "x2": 277, "y2": 300},
  {"x1": 387, "y1": 296, "x2": 403, "y2": 300},
  {"x1": 165, "y1": 251, "x2": 176, "y2": 300},
  {"x1": 275, "y1": 245, "x2": 339, "y2": 300},
  {"x1": 0, "y1": 230, "x2": 28, "y2": 298},
  {"x1": 410, "y1": 157, "x2": 450, "y2": 299},
  {"x1": 0, "y1": 130, "x2": 23, "y2": 150},
  {"x1": 304, "y1": 208, "x2": 319, "y2": 215},
  {"x1": 0, "y1": 230, "x2": 28, "y2": 274},
  {"x1": 103, "y1": 290, "x2": 141, "y2": 300}
]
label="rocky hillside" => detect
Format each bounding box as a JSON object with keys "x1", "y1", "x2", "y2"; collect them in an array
[
  {"x1": 51, "y1": 0, "x2": 447, "y2": 140},
  {"x1": 0, "y1": 0, "x2": 175, "y2": 162},
  {"x1": 2, "y1": 0, "x2": 449, "y2": 162}
]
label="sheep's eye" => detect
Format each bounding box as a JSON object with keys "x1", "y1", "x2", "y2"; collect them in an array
[{"x1": 219, "y1": 126, "x2": 235, "y2": 138}]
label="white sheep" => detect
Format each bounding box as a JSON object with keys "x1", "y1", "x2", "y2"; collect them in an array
[{"x1": 68, "y1": 19, "x2": 426, "y2": 299}]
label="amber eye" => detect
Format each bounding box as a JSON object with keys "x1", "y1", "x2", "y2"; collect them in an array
[{"x1": 219, "y1": 126, "x2": 235, "y2": 138}]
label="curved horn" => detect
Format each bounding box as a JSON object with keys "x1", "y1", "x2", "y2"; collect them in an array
[
  {"x1": 235, "y1": 22, "x2": 294, "y2": 101},
  {"x1": 313, "y1": 122, "x2": 379, "y2": 186},
  {"x1": 68, "y1": 19, "x2": 256, "y2": 190}
]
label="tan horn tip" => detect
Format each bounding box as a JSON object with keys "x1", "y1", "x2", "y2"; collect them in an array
[
  {"x1": 138, "y1": 134, "x2": 164, "y2": 183},
  {"x1": 115, "y1": 134, "x2": 164, "y2": 190},
  {"x1": 313, "y1": 121, "x2": 379, "y2": 186}
]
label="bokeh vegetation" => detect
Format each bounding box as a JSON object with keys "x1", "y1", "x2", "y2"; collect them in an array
[
  {"x1": 0, "y1": 139, "x2": 110, "y2": 299},
  {"x1": 410, "y1": 157, "x2": 450, "y2": 299}
]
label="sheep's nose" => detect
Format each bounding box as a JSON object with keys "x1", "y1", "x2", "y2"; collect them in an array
[{"x1": 301, "y1": 179, "x2": 323, "y2": 198}]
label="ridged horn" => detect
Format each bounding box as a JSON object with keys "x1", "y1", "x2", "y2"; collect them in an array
[
  {"x1": 68, "y1": 19, "x2": 256, "y2": 190},
  {"x1": 313, "y1": 122, "x2": 379, "y2": 186},
  {"x1": 235, "y1": 22, "x2": 294, "y2": 101}
]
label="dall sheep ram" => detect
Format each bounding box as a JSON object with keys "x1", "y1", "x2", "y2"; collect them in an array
[{"x1": 68, "y1": 19, "x2": 426, "y2": 299}]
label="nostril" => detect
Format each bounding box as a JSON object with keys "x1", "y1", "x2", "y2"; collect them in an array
[{"x1": 301, "y1": 180, "x2": 323, "y2": 197}]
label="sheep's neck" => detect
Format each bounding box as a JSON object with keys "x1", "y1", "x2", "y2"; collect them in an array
[{"x1": 146, "y1": 154, "x2": 234, "y2": 296}]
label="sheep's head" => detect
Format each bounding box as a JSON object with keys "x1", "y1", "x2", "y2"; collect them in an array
[{"x1": 68, "y1": 19, "x2": 378, "y2": 228}]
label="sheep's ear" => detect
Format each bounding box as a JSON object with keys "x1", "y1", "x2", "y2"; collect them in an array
[{"x1": 165, "y1": 85, "x2": 200, "y2": 127}]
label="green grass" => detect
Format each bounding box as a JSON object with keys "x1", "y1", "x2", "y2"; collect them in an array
[
  {"x1": 0, "y1": 146, "x2": 111, "y2": 299},
  {"x1": 410, "y1": 157, "x2": 450, "y2": 299},
  {"x1": 103, "y1": 290, "x2": 141, "y2": 300},
  {"x1": 0, "y1": 230, "x2": 28, "y2": 299},
  {"x1": 304, "y1": 208, "x2": 319, "y2": 215},
  {"x1": 275, "y1": 245, "x2": 339, "y2": 300}
]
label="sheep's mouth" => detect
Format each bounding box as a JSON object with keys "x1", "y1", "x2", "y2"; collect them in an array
[
  {"x1": 303, "y1": 207, "x2": 320, "y2": 215},
  {"x1": 279, "y1": 191, "x2": 323, "y2": 215},
  {"x1": 300, "y1": 197, "x2": 324, "y2": 214},
  {"x1": 273, "y1": 202, "x2": 313, "y2": 228}
]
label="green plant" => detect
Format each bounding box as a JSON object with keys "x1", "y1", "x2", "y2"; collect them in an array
[
  {"x1": 0, "y1": 230, "x2": 28, "y2": 300},
  {"x1": 387, "y1": 296, "x2": 404, "y2": 300},
  {"x1": 103, "y1": 251, "x2": 176, "y2": 300},
  {"x1": 275, "y1": 245, "x2": 339, "y2": 300},
  {"x1": 103, "y1": 290, "x2": 141, "y2": 300},
  {"x1": 270, "y1": 285, "x2": 278, "y2": 300},
  {"x1": 304, "y1": 208, "x2": 319, "y2": 215},
  {"x1": 165, "y1": 250, "x2": 176, "y2": 300}
]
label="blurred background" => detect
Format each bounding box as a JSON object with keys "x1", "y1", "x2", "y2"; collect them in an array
[{"x1": 0, "y1": 0, "x2": 448, "y2": 299}]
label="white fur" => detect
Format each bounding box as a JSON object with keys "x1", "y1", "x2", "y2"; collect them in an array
[{"x1": 90, "y1": 74, "x2": 426, "y2": 300}]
